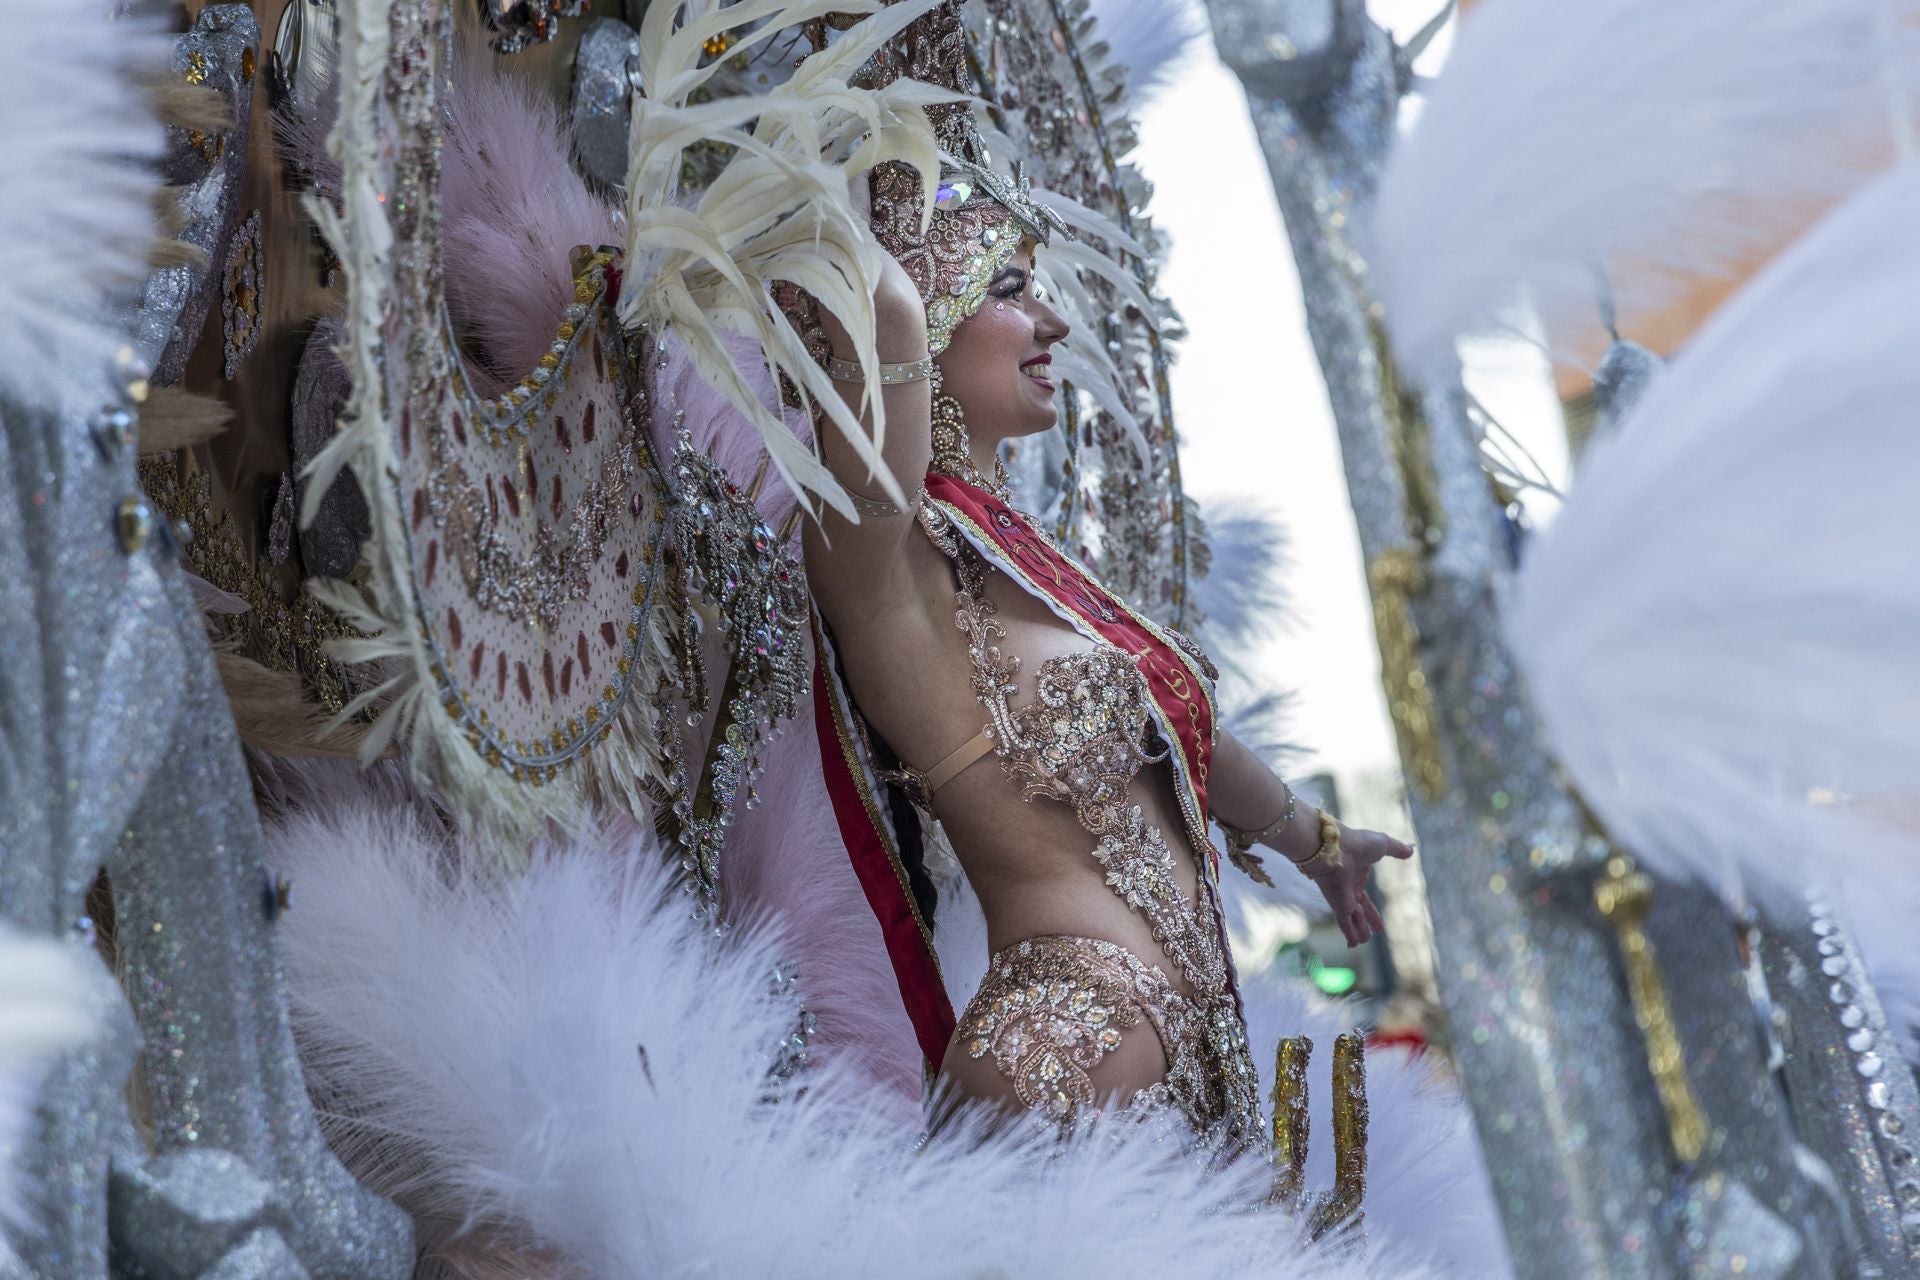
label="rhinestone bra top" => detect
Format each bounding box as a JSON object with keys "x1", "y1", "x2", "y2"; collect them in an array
[{"x1": 898, "y1": 504, "x2": 1233, "y2": 998}]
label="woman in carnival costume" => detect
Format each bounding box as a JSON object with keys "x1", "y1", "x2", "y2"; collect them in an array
[{"x1": 802, "y1": 75, "x2": 1415, "y2": 1143}]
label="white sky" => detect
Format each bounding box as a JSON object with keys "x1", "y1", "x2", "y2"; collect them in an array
[{"x1": 1133, "y1": 0, "x2": 1568, "y2": 785}]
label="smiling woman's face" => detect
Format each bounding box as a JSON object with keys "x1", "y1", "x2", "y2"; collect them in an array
[{"x1": 934, "y1": 245, "x2": 1071, "y2": 448}]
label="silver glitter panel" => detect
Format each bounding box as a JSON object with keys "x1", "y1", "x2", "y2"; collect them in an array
[
  {"x1": 0, "y1": 958, "x2": 141, "y2": 1279},
  {"x1": 1203, "y1": 2, "x2": 1857, "y2": 1271},
  {"x1": 1760, "y1": 901, "x2": 1920, "y2": 1269},
  {"x1": 0, "y1": 410, "x2": 185, "y2": 928},
  {"x1": 107, "y1": 1148, "x2": 276, "y2": 1274},
  {"x1": 570, "y1": 18, "x2": 639, "y2": 191},
  {"x1": 135, "y1": 6, "x2": 259, "y2": 389},
  {"x1": 2, "y1": 212, "x2": 408, "y2": 1280},
  {"x1": 197, "y1": 1227, "x2": 314, "y2": 1280},
  {"x1": 0, "y1": 346, "x2": 187, "y2": 1279},
  {"x1": 108, "y1": 582, "x2": 413, "y2": 1279}
]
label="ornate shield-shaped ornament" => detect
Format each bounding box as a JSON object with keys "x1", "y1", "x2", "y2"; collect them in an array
[{"x1": 313, "y1": 0, "x2": 671, "y2": 850}]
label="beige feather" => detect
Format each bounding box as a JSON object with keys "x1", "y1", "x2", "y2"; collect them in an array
[
  {"x1": 144, "y1": 237, "x2": 208, "y2": 270},
  {"x1": 213, "y1": 645, "x2": 384, "y2": 760},
  {"x1": 302, "y1": 0, "x2": 948, "y2": 857},
  {"x1": 138, "y1": 385, "x2": 233, "y2": 455},
  {"x1": 147, "y1": 79, "x2": 233, "y2": 134}
]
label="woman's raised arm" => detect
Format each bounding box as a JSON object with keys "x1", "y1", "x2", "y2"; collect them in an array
[{"x1": 802, "y1": 249, "x2": 935, "y2": 617}]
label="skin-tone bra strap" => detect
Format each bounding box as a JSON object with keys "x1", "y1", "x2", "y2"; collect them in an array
[
  {"x1": 924, "y1": 730, "x2": 995, "y2": 794},
  {"x1": 880, "y1": 730, "x2": 994, "y2": 811}
]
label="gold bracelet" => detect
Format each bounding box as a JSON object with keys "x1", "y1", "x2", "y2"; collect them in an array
[
  {"x1": 845, "y1": 482, "x2": 925, "y2": 520},
  {"x1": 1219, "y1": 786, "x2": 1296, "y2": 855},
  {"x1": 825, "y1": 354, "x2": 935, "y2": 385},
  {"x1": 1288, "y1": 812, "x2": 1343, "y2": 878}
]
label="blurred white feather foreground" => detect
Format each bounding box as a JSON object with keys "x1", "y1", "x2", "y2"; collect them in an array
[
  {"x1": 0, "y1": 931, "x2": 101, "y2": 1268},
  {"x1": 1372, "y1": 0, "x2": 1920, "y2": 369},
  {"x1": 0, "y1": 1, "x2": 166, "y2": 412},
  {"x1": 1505, "y1": 161, "x2": 1920, "y2": 923},
  {"x1": 268, "y1": 796, "x2": 1480, "y2": 1278}
]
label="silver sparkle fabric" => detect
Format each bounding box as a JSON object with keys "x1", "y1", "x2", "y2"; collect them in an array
[
  {"x1": 1202, "y1": 0, "x2": 1877, "y2": 1272},
  {"x1": 0, "y1": 384, "x2": 188, "y2": 1277},
  {"x1": 0, "y1": 380, "x2": 414, "y2": 1277},
  {"x1": 106, "y1": 582, "x2": 415, "y2": 1277},
  {"x1": 1760, "y1": 901, "x2": 1920, "y2": 1269},
  {"x1": 1, "y1": 32, "x2": 409, "y2": 1251},
  {"x1": 570, "y1": 18, "x2": 640, "y2": 191},
  {"x1": 133, "y1": 6, "x2": 258, "y2": 389}
]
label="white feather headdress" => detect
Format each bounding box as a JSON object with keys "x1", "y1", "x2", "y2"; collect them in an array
[
  {"x1": 620, "y1": 0, "x2": 956, "y2": 518},
  {"x1": 1371, "y1": 0, "x2": 1920, "y2": 369}
]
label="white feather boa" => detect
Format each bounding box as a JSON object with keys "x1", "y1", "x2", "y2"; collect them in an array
[
  {"x1": 269, "y1": 792, "x2": 1501, "y2": 1278},
  {"x1": 0, "y1": 931, "x2": 100, "y2": 1268},
  {"x1": 1505, "y1": 162, "x2": 1920, "y2": 951},
  {"x1": 1372, "y1": 0, "x2": 1920, "y2": 368},
  {"x1": 0, "y1": 0, "x2": 166, "y2": 412}
]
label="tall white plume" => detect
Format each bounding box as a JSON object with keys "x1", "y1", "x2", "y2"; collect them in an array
[
  {"x1": 1372, "y1": 0, "x2": 1920, "y2": 369},
  {"x1": 1189, "y1": 500, "x2": 1296, "y2": 760},
  {"x1": 0, "y1": 3, "x2": 166, "y2": 412},
  {"x1": 1505, "y1": 162, "x2": 1920, "y2": 932},
  {"x1": 620, "y1": 0, "x2": 955, "y2": 520},
  {"x1": 269, "y1": 794, "x2": 1468, "y2": 1279},
  {"x1": 0, "y1": 931, "x2": 101, "y2": 1268}
]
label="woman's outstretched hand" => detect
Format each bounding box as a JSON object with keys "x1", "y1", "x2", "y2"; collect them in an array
[{"x1": 1299, "y1": 823, "x2": 1415, "y2": 948}]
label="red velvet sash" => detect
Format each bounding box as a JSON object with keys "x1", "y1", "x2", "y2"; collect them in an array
[{"x1": 811, "y1": 615, "x2": 956, "y2": 1069}]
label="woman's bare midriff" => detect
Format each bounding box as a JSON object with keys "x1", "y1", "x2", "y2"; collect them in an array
[{"x1": 829, "y1": 530, "x2": 1210, "y2": 1004}]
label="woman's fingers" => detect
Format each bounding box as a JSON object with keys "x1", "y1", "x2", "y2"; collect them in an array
[{"x1": 1361, "y1": 892, "x2": 1386, "y2": 934}]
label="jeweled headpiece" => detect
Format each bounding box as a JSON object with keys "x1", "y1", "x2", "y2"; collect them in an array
[
  {"x1": 870, "y1": 154, "x2": 1062, "y2": 354},
  {"x1": 864, "y1": 3, "x2": 1066, "y2": 354}
]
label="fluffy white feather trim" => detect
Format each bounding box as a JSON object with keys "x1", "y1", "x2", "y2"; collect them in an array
[
  {"x1": 270, "y1": 795, "x2": 1466, "y2": 1278},
  {"x1": 1373, "y1": 0, "x2": 1920, "y2": 369},
  {"x1": 1505, "y1": 162, "x2": 1920, "y2": 928},
  {"x1": 0, "y1": 2, "x2": 166, "y2": 412}
]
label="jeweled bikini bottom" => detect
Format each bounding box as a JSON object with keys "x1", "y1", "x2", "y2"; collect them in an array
[{"x1": 948, "y1": 933, "x2": 1260, "y2": 1144}]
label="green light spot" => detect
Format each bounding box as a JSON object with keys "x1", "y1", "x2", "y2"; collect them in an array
[{"x1": 1311, "y1": 964, "x2": 1358, "y2": 996}]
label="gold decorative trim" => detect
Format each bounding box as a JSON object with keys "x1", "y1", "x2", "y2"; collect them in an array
[
  {"x1": 1594, "y1": 855, "x2": 1709, "y2": 1163},
  {"x1": 1366, "y1": 547, "x2": 1448, "y2": 802},
  {"x1": 1270, "y1": 1034, "x2": 1311, "y2": 1208},
  {"x1": 138, "y1": 454, "x2": 366, "y2": 717}
]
